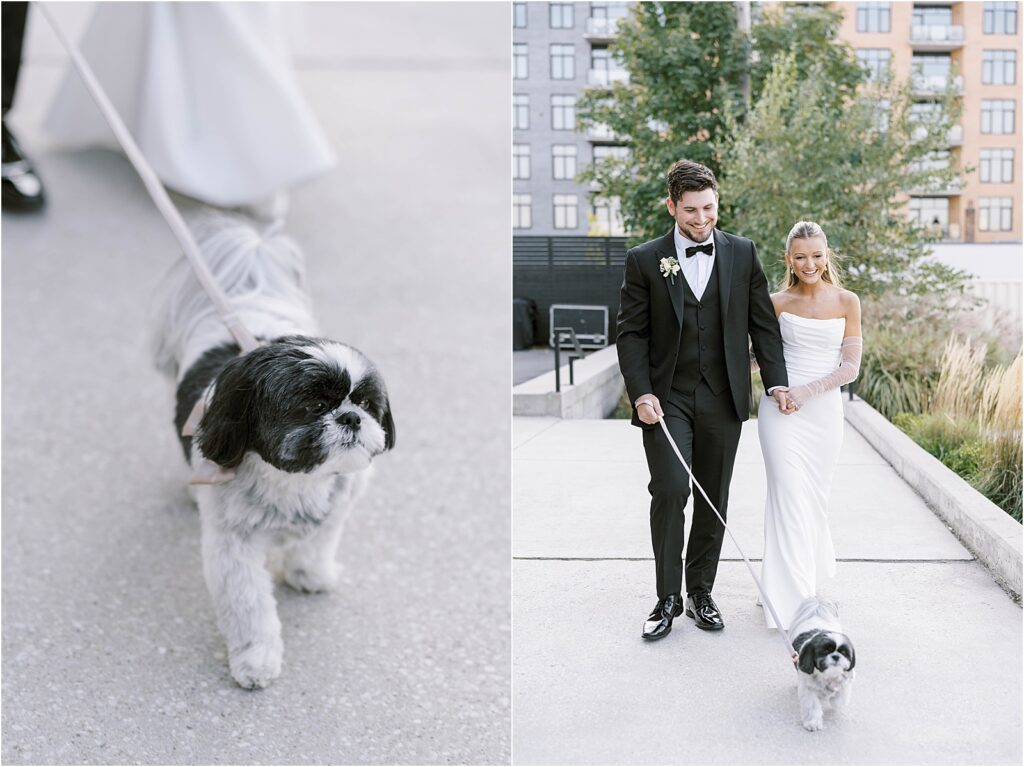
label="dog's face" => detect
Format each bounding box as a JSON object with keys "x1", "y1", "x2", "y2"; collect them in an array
[
  {"x1": 197, "y1": 336, "x2": 395, "y2": 474},
  {"x1": 796, "y1": 631, "x2": 856, "y2": 679}
]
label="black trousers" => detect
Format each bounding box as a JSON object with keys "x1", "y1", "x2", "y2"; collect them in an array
[
  {"x1": 642, "y1": 380, "x2": 742, "y2": 599},
  {"x1": 3, "y1": 1, "x2": 29, "y2": 115}
]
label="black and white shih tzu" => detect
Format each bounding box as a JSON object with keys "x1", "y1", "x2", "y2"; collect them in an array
[
  {"x1": 152, "y1": 213, "x2": 394, "y2": 689},
  {"x1": 788, "y1": 597, "x2": 856, "y2": 731}
]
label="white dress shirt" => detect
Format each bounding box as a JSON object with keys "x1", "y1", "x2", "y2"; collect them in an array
[{"x1": 673, "y1": 226, "x2": 715, "y2": 300}]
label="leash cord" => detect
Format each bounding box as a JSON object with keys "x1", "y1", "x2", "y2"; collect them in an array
[
  {"x1": 656, "y1": 416, "x2": 799, "y2": 667},
  {"x1": 36, "y1": 2, "x2": 260, "y2": 354}
]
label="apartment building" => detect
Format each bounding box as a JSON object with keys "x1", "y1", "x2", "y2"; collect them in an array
[
  {"x1": 514, "y1": 1, "x2": 1021, "y2": 246},
  {"x1": 512, "y1": 1, "x2": 631, "y2": 237},
  {"x1": 834, "y1": 0, "x2": 1023, "y2": 242}
]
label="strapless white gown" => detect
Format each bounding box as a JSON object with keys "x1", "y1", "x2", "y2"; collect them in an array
[{"x1": 757, "y1": 313, "x2": 845, "y2": 629}]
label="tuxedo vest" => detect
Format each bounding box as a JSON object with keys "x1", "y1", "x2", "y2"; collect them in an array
[{"x1": 672, "y1": 258, "x2": 729, "y2": 395}]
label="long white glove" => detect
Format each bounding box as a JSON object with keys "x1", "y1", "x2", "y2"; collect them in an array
[{"x1": 787, "y1": 337, "x2": 862, "y2": 409}]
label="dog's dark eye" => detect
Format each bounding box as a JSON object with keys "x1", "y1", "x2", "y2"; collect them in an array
[
  {"x1": 306, "y1": 401, "x2": 328, "y2": 416},
  {"x1": 358, "y1": 398, "x2": 375, "y2": 414}
]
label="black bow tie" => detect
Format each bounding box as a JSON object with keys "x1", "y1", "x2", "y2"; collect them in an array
[{"x1": 685, "y1": 243, "x2": 713, "y2": 258}]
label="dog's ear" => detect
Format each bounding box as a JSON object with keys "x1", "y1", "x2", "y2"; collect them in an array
[
  {"x1": 382, "y1": 400, "x2": 396, "y2": 451},
  {"x1": 798, "y1": 640, "x2": 819, "y2": 675},
  {"x1": 196, "y1": 356, "x2": 257, "y2": 469},
  {"x1": 839, "y1": 635, "x2": 855, "y2": 671}
]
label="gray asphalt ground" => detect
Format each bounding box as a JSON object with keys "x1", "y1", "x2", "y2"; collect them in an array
[
  {"x1": 2, "y1": 4, "x2": 509, "y2": 764},
  {"x1": 513, "y1": 416, "x2": 1022, "y2": 765}
]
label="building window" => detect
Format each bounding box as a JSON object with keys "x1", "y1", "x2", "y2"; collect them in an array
[
  {"x1": 592, "y1": 196, "x2": 626, "y2": 236},
  {"x1": 553, "y1": 194, "x2": 579, "y2": 229},
  {"x1": 550, "y1": 3, "x2": 574, "y2": 29},
  {"x1": 513, "y1": 94, "x2": 529, "y2": 130},
  {"x1": 978, "y1": 197, "x2": 1013, "y2": 231},
  {"x1": 551, "y1": 94, "x2": 576, "y2": 130},
  {"x1": 856, "y1": 1, "x2": 891, "y2": 33},
  {"x1": 513, "y1": 144, "x2": 530, "y2": 180},
  {"x1": 552, "y1": 145, "x2": 578, "y2": 180},
  {"x1": 984, "y1": 2, "x2": 1018, "y2": 34},
  {"x1": 908, "y1": 197, "x2": 949, "y2": 236},
  {"x1": 982, "y1": 50, "x2": 1016, "y2": 85},
  {"x1": 550, "y1": 44, "x2": 575, "y2": 80},
  {"x1": 856, "y1": 48, "x2": 891, "y2": 82},
  {"x1": 513, "y1": 44, "x2": 528, "y2": 81},
  {"x1": 513, "y1": 194, "x2": 532, "y2": 229},
  {"x1": 912, "y1": 6, "x2": 952, "y2": 27},
  {"x1": 592, "y1": 144, "x2": 631, "y2": 169},
  {"x1": 980, "y1": 148, "x2": 1014, "y2": 183},
  {"x1": 513, "y1": 2, "x2": 527, "y2": 28},
  {"x1": 513, "y1": 43, "x2": 528, "y2": 80},
  {"x1": 981, "y1": 99, "x2": 1015, "y2": 133}
]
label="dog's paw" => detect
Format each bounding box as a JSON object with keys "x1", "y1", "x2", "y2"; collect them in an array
[
  {"x1": 284, "y1": 562, "x2": 340, "y2": 593},
  {"x1": 229, "y1": 638, "x2": 283, "y2": 690},
  {"x1": 802, "y1": 716, "x2": 824, "y2": 732}
]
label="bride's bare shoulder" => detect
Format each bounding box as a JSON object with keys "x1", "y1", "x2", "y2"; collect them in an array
[{"x1": 770, "y1": 289, "x2": 796, "y2": 309}]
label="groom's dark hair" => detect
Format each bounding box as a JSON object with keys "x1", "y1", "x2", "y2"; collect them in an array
[{"x1": 667, "y1": 160, "x2": 718, "y2": 202}]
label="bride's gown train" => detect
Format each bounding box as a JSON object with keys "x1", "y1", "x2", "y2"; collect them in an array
[{"x1": 757, "y1": 312, "x2": 846, "y2": 629}]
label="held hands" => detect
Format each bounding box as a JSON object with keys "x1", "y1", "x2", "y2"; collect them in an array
[
  {"x1": 635, "y1": 395, "x2": 664, "y2": 425},
  {"x1": 772, "y1": 387, "x2": 798, "y2": 415}
]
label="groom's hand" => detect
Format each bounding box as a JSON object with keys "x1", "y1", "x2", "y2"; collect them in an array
[
  {"x1": 635, "y1": 394, "x2": 663, "y2": 425},
  {"x1": 772, "y1": 387, "x2": 796, "y2": 415}
]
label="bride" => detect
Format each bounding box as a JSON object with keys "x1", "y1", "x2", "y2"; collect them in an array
[{"x1": 757, "y1": 221, "x2": 862, "y2": 630}]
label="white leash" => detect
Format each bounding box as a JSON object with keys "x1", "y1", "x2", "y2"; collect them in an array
[
  {"x1": 656, "y1": 416, "x2": 798, "y2": 667},
  {"x1": 36, "y1": 2, "x2": 260, "y2": 355}
]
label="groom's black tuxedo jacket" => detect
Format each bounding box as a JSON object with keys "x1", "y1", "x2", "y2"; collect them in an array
[{"x1": 616, "y1": 227, "x2": 788, "y2": 428}]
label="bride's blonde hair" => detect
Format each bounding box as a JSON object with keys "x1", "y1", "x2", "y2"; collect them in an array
[{"x1": 781, "y1": 221, "x2": 843, "y2": 290}]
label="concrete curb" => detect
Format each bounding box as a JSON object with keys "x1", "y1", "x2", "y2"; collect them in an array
[
  {"x1": 512, "y1": 345, "x2": 624, "y2": 418},
  {"x1": 844, "y1": 397, "x2": 1023, "y2": 596}
]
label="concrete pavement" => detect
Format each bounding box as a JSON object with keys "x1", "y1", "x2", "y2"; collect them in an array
[
  {"x1": 513, "y1": 416, "x2": 1022, "y2": 765},
  {"x1": 2, "y1": 4, "x2": 509, "y2": 764}
]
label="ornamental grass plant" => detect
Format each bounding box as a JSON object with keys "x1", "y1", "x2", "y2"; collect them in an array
[{"x1": 895, "y1": 337, "x2": 1022, "y2": 521}]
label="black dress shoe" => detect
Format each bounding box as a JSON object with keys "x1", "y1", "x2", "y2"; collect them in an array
[
  {"x1": 2, "y1": 122, "x2": 45, "y2": 212},
  {"x1": 685, "y1": 592, "x2": 724, "y2": 631},
  {"x1": 641, "y1": 594, "x2": 684, "y2": 640}
]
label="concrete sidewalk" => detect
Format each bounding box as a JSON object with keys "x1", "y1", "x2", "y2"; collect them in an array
[
  {"x1": 2, "y1": 4, "x2": 509, "y2": 764},
  {"x1": 513, "y1": 416, "x2": 1022, "y2": 765}
]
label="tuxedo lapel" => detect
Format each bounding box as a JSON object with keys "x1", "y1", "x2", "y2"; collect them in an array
[
  {"x1": 657, "y1": 228, "x2": 684, "y2": 327},
  {"x1": 714, "y1": 229, "x2": 733, "y2": 329}
]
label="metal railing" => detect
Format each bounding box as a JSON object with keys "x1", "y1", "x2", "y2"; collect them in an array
[{"x1": 553, "y1": 327, "x2": 586, "y2": 393}]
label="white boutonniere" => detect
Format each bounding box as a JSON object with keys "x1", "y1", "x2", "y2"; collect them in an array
[{"x1": 659, "y1": 256, "x2": 680, "y2": 285}]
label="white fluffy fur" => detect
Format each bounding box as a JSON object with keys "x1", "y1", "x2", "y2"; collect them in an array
[
  {"x1": 788, "y1": 597, "x2": 855, "y2": 731},
  {"x1": 151, "y1": 211, "x2": 318, "y2": 380},
  {"x1": 154, "y1": 211, "x2": 379, "y2": 689}
]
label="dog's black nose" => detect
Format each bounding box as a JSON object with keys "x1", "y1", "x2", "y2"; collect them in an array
[{"x1": 338, "y1": 411, "x2": 361, "y2": 429}]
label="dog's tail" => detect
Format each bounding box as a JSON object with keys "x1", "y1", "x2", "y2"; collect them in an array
[{"x1": 150, "y1": 210, "x2": 316, "y2": 379}]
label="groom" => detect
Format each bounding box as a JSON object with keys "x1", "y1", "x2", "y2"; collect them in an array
[{"x1": 616, "y1": 159, "x2": 789, "y2": 640}]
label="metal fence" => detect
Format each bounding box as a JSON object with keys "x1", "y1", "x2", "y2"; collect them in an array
[{"x1": 513, "y1": 236, "x2": 628, "y2": 346}]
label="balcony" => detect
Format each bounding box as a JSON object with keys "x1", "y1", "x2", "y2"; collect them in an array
[
  {"x1": 587, "y1": 68, "x2": 629, "y2": 87},
  {"x1": 912, "y1": 73, "x2": 963, "y2": 96},
  {"x1": 910, "y1": 24, "x2": 965, "y2": 52},
  {"x1": 908, "y1": 176, "x2": 963, "y2": 196},
  {"x1": 586, "y1": 123, "x2": 623, "y2": 143},
  {"x1": 584, "y1": 17, "x2": 622, "y2": 42},
  {"x1": 910, "y1": 123, "x2": 963, "y2": 146}
]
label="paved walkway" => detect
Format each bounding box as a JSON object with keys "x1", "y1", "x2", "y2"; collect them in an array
[
  {"x1": 2, "y1": 5, "x2": 509, "y2": 764},
  {"x1": 513, "y1": 416, "x2": 1022, "y2": 765}
]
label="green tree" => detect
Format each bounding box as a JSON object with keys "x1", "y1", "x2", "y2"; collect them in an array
[
  {"x1": 578, "y1": 3, "x2": 865, "y2": 242},
  {"x1": 576, "y1": 2, "x2": 746, "y2": 240},
  {"x1": 717, "y1": 52, "x2": 967, "y2": 298}
]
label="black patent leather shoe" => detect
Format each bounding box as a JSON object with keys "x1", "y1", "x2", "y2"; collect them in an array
[
  {"x1": 641, "y1": 594, "x2": 684, "y2": 640},
  {"x1": 685, "y1": 592, "x2": 724, "y2": 631},
  {"x1": 2, "y1": 122, "x2": 45, "y2": 212}
]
